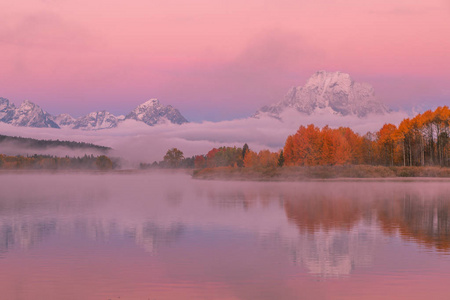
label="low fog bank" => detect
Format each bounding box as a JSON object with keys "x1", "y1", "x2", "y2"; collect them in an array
[{"x1": 0, "y1": 111, "x2": 408, "y2": 168}]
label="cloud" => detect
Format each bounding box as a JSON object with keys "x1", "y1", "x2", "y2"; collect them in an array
[
  {"x1": 156, "y1": 30, "x2": 321, "y2": 121},
  {"x1": 229, "y1": 30, "x2": 320, "y2": 73},
  {"x1": 0, "y1": 12, "x2": 92, "y2": 50}
]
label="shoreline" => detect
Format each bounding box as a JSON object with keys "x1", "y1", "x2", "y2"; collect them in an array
[
  {"x1": 192, "y1": 165, "x2": 450, "y2": 181},
  {"x1": 0, "y1": 168, "x2": 194, "y2": 175},
  {"x1": 3, "y1": 166, "x2": 450, "y2": 182}
]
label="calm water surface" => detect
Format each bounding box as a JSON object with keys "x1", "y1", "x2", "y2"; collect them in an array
[{"x1": 1, "y1": 171, "x2": 450, "y2": 299}]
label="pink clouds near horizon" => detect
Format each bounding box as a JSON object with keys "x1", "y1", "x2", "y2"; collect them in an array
[{"x1": 0, "y1": 0, "x2": 449, "y2": 121}]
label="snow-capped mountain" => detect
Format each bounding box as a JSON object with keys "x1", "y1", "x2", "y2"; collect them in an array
[
  {"x1": 50, "y1": 113, "x2": 76, "y2": 128},
  {"x1": 72, "y1": 111, "x2": 120, "y2": 130},
  {"x1": 0, "y1": 100, "x2": 59, "y2": 128},
  {"x1": 0, "y1": 98, "x2": 189, "y2": 130},
  {"x1": 0, "y1": 98, "x2": 16, "y2": 120},
  {"x1": 255, "y1": 71, "x2": 390, "y2": 119},
  {"x1": 125, "y1": 99, "x2": 188, "y2": 126}
]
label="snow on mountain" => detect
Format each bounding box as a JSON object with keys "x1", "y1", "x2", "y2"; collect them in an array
[
  {"x1": 125, "y1": 99, "x2": 188, "y2": 126},
  {"x1": 254, "y1": 71, "x2": 390, "y2": 119},
  {"x1": 0, "y1": 98, "x2": 16, "y2": 120},
  {"x1": 72, "y1": 111, "x2": 120, "y2": 130},
  {"x1": 0, "y1": 100, "x2": 59, "y2": 128},
  {"x1": 0, "y1": 98, "x2": 189, "y2": 130},
  {"x1": 50, "y1": 113, "x2": 76, "y2": 128}
]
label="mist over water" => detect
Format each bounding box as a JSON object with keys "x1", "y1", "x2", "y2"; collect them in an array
[{"x1": 1, "y1": 172, "x2": 450, "y2": 299}]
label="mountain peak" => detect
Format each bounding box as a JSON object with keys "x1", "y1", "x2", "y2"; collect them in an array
[
  {"x1": 18, "y1": 100, "x2": 38, "y2": 112},
  {"x1": 1, "y1": 99, "x2": 59, "y2": 128},
  {"x1": 72, "y1": 111, "x2": 119, "y2": 130},
  {"x1": 125, "y1": 99, "x2": 188, "y2": 126},
  {"x1": 22, "y1": 99, "x2": 34, "y2": 105},
  {"x1": 0, "y1": 97, "x2": 15, "y2": 120},
  {"x1": 0, "y1": 97, "x2": 189, "y2": 130},
  {"x1": 140, "y1": 99, "x2": 160, "y2": 107},
  {"x1": 305, "y1": 71, "x2": 352, "y2": 88},
  {"x1": 255, "y1": 71, "x2": 389, "y2": 118}
]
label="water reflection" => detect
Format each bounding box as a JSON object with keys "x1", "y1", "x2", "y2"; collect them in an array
[
  {"x1": 0, "y1": 219, "x2": 57, "y2": 255},
  {"x1": 278, "y1": 185, "x2": 378, "y2": 277},
  {"x1": 377, "y1": 193, "x2": 450, "y2": 251},
  {"x1": 0, "y1": 218, "x2": 185, "y2": 256},
  {"x1": 1, "y1": 176, "x2": 450, "y2": 262},
  {"x1": 1, "y1": 173, "x2": 450, "y2": 299}
]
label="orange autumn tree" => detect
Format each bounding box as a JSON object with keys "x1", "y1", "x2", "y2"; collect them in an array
[
  {"x1": 284, "y1": 124, "x2": 322, "y2": 166},
  {"x1": 392, "y1": 106, "x2": 450, "y2": 167},
  {"x1": 257, "y1": 150, "x2": 279, "y2": 169},
  {"x1": 283, "y1": 125, "x2": 364, "y2": 166},
  {"x1": 243, "y1": 149, "x2": 279, "y2": 170},
  {"x1": 194, "y1": 106, "x2": 450, "y2": 169},
  {"x1": 243, "y1": 150, "x2": 258, "y2": 168},
  {"x1": 376, "y1": 123, "x2": 398, "y2": 166}
]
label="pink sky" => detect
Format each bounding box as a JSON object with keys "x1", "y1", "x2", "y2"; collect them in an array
[{"x1": 1, "y1": 0, "x2": 449, "y2": 121}]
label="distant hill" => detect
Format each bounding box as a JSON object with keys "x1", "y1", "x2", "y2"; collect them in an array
[{"x1": 0, "y1": 134, "x2": 111, "y2": 152}]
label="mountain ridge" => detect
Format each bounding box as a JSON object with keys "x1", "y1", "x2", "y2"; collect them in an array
[
  {"x1": 0, "y1": 98, "x2": 188, "y2": 130},
  {"x1": 1, "y1": 71, "x2": 394, "y2": 130}
]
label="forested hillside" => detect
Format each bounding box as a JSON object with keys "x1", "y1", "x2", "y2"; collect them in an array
[{"x1": 0, "y1": 134, "x2": 111, "y2": 152}]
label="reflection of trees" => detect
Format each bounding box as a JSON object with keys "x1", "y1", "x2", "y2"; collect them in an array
[
  {"x1": 280, "y1": 188, "x2": 450, "y2": 279},
  {"x1": 282, "y1": 186, "x2": 450, "y2": 253},
  {"x1": 206, "y1": 189, "x2": 258, "y2": 210},
  {"x1": 280, "y1": 185, "x2": 450, "y2": 276},
  {"x1": 284, "y1": 195, "x2": 366, "y2": 233},
  {"x1": 376, "y1": 194, "x2": 450, "y2": 251}
]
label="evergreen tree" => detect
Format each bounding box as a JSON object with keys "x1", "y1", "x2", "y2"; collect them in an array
[
  {"x1": 278, "y1": 150, "x2": 285, "y2": 167},
  {"x1": 242, "y1": 143, "x2": 249, "y2": 159}
]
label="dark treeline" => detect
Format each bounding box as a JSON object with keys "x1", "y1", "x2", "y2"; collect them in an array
[
  {"x1": 0, "y1": 134, "x2": 111, "y2": 152},
  {"x1": 0, "y1": 154, "x2": 115, "y2": 170},
  {"x1": 140, "y1": 147, "x2": 195, "y2": 169},
  {"x1": 144, "y1": 145, "x2": 281, "y2": 172},
  {"x1": 141, "y1": 146, "x2": 247, "y2": 169}
]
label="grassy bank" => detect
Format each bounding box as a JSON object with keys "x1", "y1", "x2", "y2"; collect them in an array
[{"x1": 192, "y1": 165, "x2": 450, "y2": 181}]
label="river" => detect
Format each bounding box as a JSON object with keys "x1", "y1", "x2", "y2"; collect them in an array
[{"x1": 1, "y1": 171, "x2": 450, "y2": 299}]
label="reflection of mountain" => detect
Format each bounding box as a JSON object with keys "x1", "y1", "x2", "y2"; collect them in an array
[
  {"x1": 0, "y1": 219, "x2": 57, "y2": 256},
  {"x1": 282, "y1": 194, "x2": 379, "y2": 277},
  {"x1": 128, "y1": 222, "x2": 185, "y2": 253},
  {"x1": 292, "y1": 221, "x2": 380, "y2": 277},
  {"x1": 0, "y1": 217, "x2": 184, "y2": 256},
  {"x1": 377, "y1": 193, "x2": 450, "y2": 251}
]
